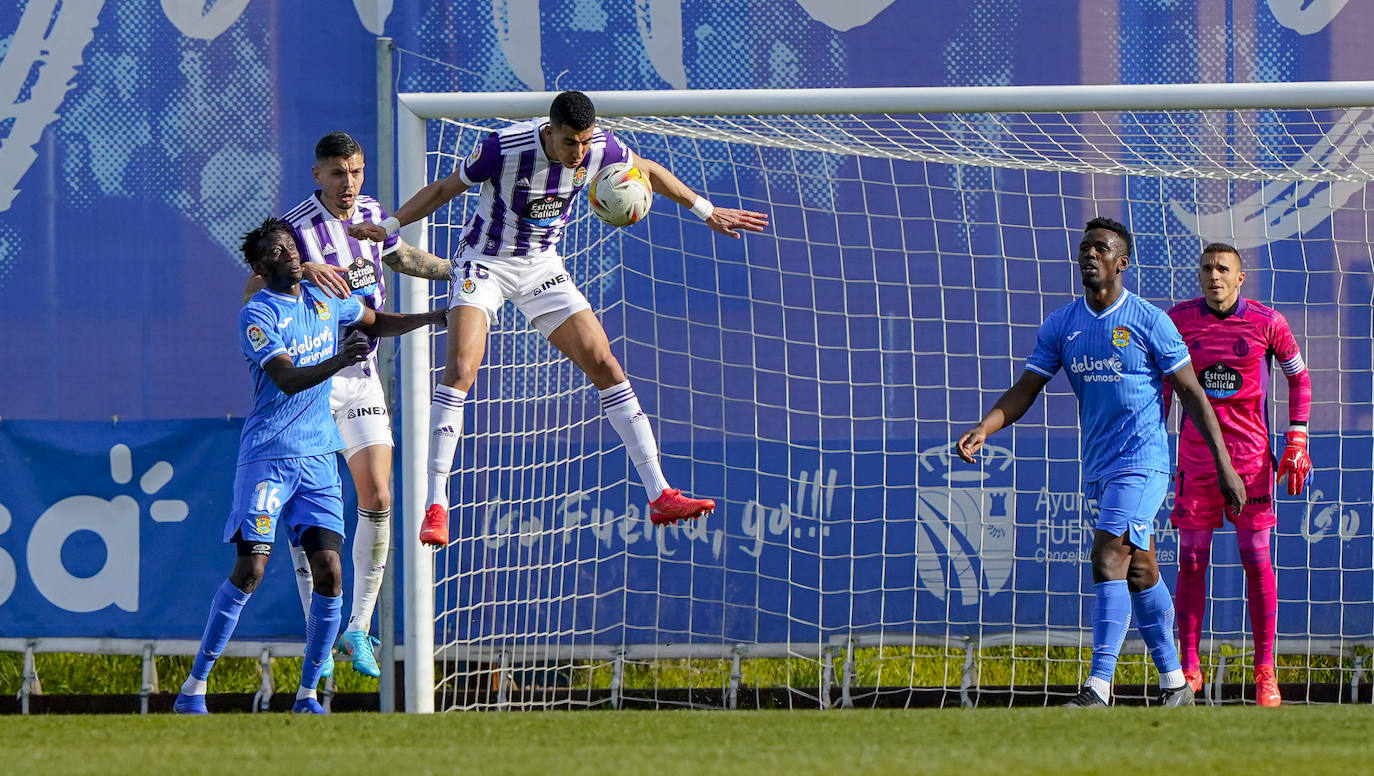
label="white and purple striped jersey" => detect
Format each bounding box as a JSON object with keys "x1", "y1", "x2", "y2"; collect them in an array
[
  {"x1": 456, "y1": 119, "x2": 633, "y2": 260},
  {"x1": 282, "y1": 191, "x2": 399, "y2": 374}
]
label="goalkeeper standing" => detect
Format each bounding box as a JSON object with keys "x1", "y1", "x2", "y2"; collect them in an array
[
  {"x1": 1163, "y1": 243, "x2": 1312, "y2": 707},
  {"x1": 956, "y1": 217, "x2": 1245, "y2": 707}
]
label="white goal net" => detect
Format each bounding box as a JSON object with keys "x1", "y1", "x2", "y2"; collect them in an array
[{"x1": 394, "y1": 84, "x2": 1374, "y2": 712}]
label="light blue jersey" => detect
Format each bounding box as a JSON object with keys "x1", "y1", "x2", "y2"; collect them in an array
[
  {"x1": 237, "y1": 282, "x2": 364, "y2": 464},
  {"x1": 1024, "y1": 290, "x2": 1190, "y2": 481}
]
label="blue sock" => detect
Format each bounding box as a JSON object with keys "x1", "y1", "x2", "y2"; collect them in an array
[
  {"x1": 1131, "y1": 578, "x2": 1183, "y2": 675},
  {"x1": 300, "y1": 592, "x2": 343, "y2": 690},
  {"x1": 1090, "y1": 580, "x2": 1132, "y2": 682},
  {"x1": 190, "y1": 580, "x2": 252, "y2": 681}
]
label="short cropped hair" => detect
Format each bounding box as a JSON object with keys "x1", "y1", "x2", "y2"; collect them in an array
[
  {"x1": 315, "y1": 131, "x2": 362, "y2": 161},
  {"x1": 549, "y1": 91, "x2": 596, "y2": 131},
  {"x1": 240, "y1": 216, "x2": 293, "y2": 267},
  {"x1": 1201, "y1": 241, "x2": 1241, "y2": 269},
  {"x1": 1085, "y1": 216, "x2": 1132, "y2": 257}
]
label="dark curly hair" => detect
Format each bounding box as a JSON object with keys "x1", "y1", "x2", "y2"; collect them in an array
[
  {"x1": 1085, "y1": 216, "x2": 1132, "y2": 257},
  {"x1": 240, "y1": 216, "x2": 293, "y2": 267}
]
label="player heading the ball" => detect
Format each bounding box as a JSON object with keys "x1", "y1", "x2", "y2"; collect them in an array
[
  {"x1": 351, "y1": 90, "x2": 768, "y2": 546},
  {"x1": 956, "y1": 217, "x2": 1244, "y2": 708}
]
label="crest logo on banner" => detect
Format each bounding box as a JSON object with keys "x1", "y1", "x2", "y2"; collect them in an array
[{"x1": 914, "y1": 442, "x2": 1015, "y2": 608}]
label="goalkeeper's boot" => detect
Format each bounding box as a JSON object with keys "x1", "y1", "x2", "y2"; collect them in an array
[
  {"x1": 1184, "y1": 668, "x2": 1204, "y2": 695},
  {"x1": 1063, "y1": 686, "x2": 1108, "y2": 708},
  {"x1": 336, "y1": 630, "x2": 382, "y2": 678},
  {"x1": 1157, "y1": 682, "x2": 1195, "y2": 708},
  {"x1": 321, "y1": 653, "x2": 334, "y2": 680},
  {"x1": 649, "y1": 489, "x2": 715, "y2": 525},
  {"x1": 173, "y1": 693, "x2": 209, "y2": 715},
  {"x1": 1255, "y1": 664, "x2": 1282, "y2": 707},
  {"x1": 419, "y1": 504, "x2": 449, "y2": 546},
  {"x1": 291, "y1": 697, "x2": 327, "y2": 714}
]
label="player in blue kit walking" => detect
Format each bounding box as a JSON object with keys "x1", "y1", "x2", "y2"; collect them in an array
[
  {"x1": 956, "y1": 217, "x2": 1245, "y2": 707},
  {"x1": 174, "y1": 217, "x2": 444, "y2": 714}
]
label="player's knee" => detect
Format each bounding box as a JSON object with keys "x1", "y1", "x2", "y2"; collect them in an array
[
  {"x1": 1090, "y1": 548, "x2": 1128, "y2": 583},
  {"x1": 229, "y1": 556, "x2": 269, "y2": 594},
  {"x1": 310, "y1": 552, "x2": 343, "y2": 596},
  {"x1": 443, "y1": 360, "x2": 479, "y2": 392},
  {"x1": 584, "y1": 350, "x2": 626, "y2": 388},
  {"x1": 1126, "y1": 556, "x2": 1160, "y2": 591}
]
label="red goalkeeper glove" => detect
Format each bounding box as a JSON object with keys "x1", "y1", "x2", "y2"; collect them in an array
[{"x1": 1277, "y1": 428, "x2": 1311, "y2": 496}]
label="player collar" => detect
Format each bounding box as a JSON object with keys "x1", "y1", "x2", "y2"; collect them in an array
[
  {"x1": 1202, "y1": 296, "x2": 1246, "y2": 319},
  {"x1": 1081, "y1": 289, "x2": 1130, "y2": 319},
  {"x1": 262, "y1": 287, "x2": 304, "y2": 304}
]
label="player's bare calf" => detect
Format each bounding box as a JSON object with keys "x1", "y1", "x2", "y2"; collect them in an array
[{"x1": 649, "y1": 489, "x2": 715, "y2": 525}]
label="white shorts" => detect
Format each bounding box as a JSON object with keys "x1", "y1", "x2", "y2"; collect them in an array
[
  {"x1": 329, "y1": 370, "x2": 393, "y2": 460},
  {"x1": 446, "y1": 249, "x2": 592, "y2": 338}
]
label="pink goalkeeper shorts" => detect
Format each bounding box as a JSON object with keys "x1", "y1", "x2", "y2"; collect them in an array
[{"x1": 1170, "y1": 460, "x2": 1277, "y2": 531}]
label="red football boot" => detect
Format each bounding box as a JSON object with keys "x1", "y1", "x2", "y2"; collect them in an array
[
  {"x1": 1184, "y1": 668, "x2": 1204, "y2": 695},
  {"x1": 649, "y1": 489, "x2": 715, "y2": 525},
  {"x1": 1255, "y1": 664, "x2": 1282, "y2": 707},
  {"x1": 419, "y1": 503, "x2": 449, "y2": 546}
]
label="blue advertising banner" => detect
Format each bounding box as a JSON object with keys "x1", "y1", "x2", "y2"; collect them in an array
[{"x1": 0, "y1": 1, "x2": 1370, "y2": 648}]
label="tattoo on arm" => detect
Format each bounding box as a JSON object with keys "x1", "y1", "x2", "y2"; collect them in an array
[{"x1": 382, "y1": 241, "x2": 451, "y2": 280}]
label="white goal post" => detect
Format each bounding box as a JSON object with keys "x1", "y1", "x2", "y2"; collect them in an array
[{"x1": 394, "y1": 82, "x2": 1374, "y2": 713}]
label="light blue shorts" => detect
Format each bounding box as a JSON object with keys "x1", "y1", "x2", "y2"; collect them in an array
[
  {"x1": 1085, "y1": 470, "x2": 1169, "y2": 550},
  {"x1": 223, "y1": 454, "x2": 344, "y2": 546}
]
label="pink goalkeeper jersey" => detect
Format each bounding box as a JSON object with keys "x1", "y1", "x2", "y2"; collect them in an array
[{"x1": 1166, "y1": 297, "x2": 1310, "y2": 478}]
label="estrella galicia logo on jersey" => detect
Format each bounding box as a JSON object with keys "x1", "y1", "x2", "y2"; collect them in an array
[
  {"x1": 1233, "y1": 338, "x2": 1250, "y2": 357},
  {"x1": 1200, "y1": 362, "x2": 1242, "y2": 398},
  {"x1": 246, "y1": 324, "x2": 269, "y2": 352},
  {"x1": 462, "y1": 279, "x2": 477, "y2": 295},
  {"x1": 315, "y1": 300, "x2": 330, "y2": 320},
  {"x1": 523, "y1": 196, "x2": 568, "y2": 226},
  {"x1": 255, "y1": 514, "x2": 271, "y2": 533},
  {"x1": 573, "y1": 166, "x2": 588, "y2": 187},
  {"x1": 1068, "y1": 353, "x2": 1124, "y2": 383},
  {"x1": 346, "y1": 256, "x2": 378, "y2": 292},
  {"x1": 1111, "y1": 326, "x2": 1130, "y2": 347}
]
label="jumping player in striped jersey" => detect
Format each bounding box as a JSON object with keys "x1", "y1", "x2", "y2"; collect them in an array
[
  {"x1": 351, "y1": 91, "x2": 768, "y2": 546},
  {"x1": 177, "y1": 218, "x2": 444, "y2": 714},
  {"x1": 1164, "y1": 243, "x2": 1312, "y2": 707},
  {"x1": 244, "y1": 133, "x2": 452, "y2": 679},
  {"x1": 956, "y1": 217, "x2": 1245, "y2": 708}
]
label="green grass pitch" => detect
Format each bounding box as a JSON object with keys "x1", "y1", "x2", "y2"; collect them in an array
[{"x1": 1, "y1": 706, "x2": 1369, "y2": 775}]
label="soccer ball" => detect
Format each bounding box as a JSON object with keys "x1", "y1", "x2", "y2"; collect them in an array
[{"x1": 587, "y1": 162, "x2": 652, "y2": 227}]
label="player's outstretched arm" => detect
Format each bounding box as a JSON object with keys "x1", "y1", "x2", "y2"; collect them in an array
[
  {"x1": 352, "y1": 305, "x2": 448, "y2": 338},
  {"x1": 956, "y1": 370, "x2": 1049, "y2": 463},
  {"x1": 263, "y1": 331, "x2": 372, "y2": 396},
  {"x1": 1275, "y1": 330, "x2": 1313, "y2": 495},
  {"x1": 349, "y1": 173, "x2": 472, "y2": 243},
  {"x1": 382, "y1": 239, "x2": 452, "y2": 281},
  {"x1": 1168, "y1": 363, "x2": 1246, "y2": 515},
  {"x1": 636, "y1": 156, "x2": 768, "y2": 239}
]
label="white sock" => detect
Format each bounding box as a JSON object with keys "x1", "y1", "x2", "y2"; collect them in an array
[
  {"x1": 598, "y1": 381, "x2": 670, "y2": 500},
  {"x1": 1086, "y1": 676, "x2": 1111, "y2": 703},
  {"x1": 289, "y1": 543, "x2": 313, "y2": 618},
  {"x1": 427, "y1": 385, "x2": 466, "y2": 508},
  {"x1": 181, "y1": 676, "x2": 207, "y2": 695},
  {"x1": 296, "y1": 686, "x2": 317, "y2": 701},
  {"x1": 348, "y1": 506, "x2": 390, "y2": 631},
  {"x1": 1160, "y1": 668, "x2": 1185, "y2": 689}
]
